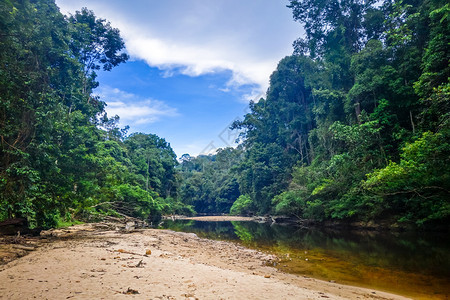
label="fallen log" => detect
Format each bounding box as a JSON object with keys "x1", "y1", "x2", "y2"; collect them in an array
[{"x1": 12, "y1": 245, "x2": 36, "y2": 251}]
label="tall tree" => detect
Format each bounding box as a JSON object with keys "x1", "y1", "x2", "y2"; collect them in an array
[
  {"x1": 68, "y1": 8, "x2": 129, "y2": 95},
  {"x1": 0, "y1": 0, "x2": 130, "y2": 227},
  {"x1": 125, "y1": 133, "x2": 178, "y2": 199},
  {"x1": 224, "y1": 0, "x2": 450, "y2": 227},
  {"x1": 178, "y1": 148, "x2": 242, "y2": 214}
]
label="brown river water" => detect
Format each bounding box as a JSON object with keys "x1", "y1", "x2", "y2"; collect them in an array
[{"x1": 159, "y1": 219, "x2": 450, "y2": 299}]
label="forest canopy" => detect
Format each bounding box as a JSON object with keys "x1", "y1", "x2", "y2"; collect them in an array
[
  {"x1": 179, "y1": 0, "x2": 449, "y2": 228},
  {"x1": 0, "y1": 0, "x2": 449, "y2": 229},
  {"x1": 0, "y1": 0, "x2": 190, "y2": 228}
]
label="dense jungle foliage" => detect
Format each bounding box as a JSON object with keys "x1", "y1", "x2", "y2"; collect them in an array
[
  {"x1": 1, "y1": 0, "x2": 449, "y2": 229},
  {"x1": 179, "y1": 0, "x2": 450, "y2": 227},
  {"x1": 0, "y1": 0, "x2": 191, "y2": 228}
]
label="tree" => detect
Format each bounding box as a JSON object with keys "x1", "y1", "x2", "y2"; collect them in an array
[
  {"x1": 125, "y1": 133, "x2": 178, "y2": 199},
  {"x1": 178, "y1": 148, "x2": 242, "y2": 214},
  {"x1": 68, "y1": 8, "x2": 129, "y2": 94},
  {"x1": 0, "y1": 0, "x2": 81, "y2": 225},
  {"x1": 288, "y1": 0, "x2": 375, "y2": 57},
  {"x1": 227, "y1": 0, "x2": 450, "y2": 227},
  {"x1": 364, "y1": 131, "x2": 450, "y2": 225},
  {"x1": 0, "y1": 0, "x2": 132, "y2": 228}
]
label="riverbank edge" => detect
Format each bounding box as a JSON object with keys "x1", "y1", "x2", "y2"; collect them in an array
[
  {"x1": 168, "y1": 214, "x2": 450, "y2": 232},
  {"x1": 0, "y1": 223, "x2": 410, "y2": 300}
]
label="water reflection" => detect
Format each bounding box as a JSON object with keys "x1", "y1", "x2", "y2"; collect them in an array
[{"x1": 159, "y1": 219, "x2": 450, "y2": 299}]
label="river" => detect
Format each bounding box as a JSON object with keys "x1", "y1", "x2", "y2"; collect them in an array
[{"x1": 159, "y1": 219, "x2": 450, "y2": 299}]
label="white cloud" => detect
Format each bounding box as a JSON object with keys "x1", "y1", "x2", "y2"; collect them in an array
[
  {"x1": 56, "y1": 0, "x2": 303, "y2": 101},
  {"x1": 96, "y1": 86, "x2": 179, "y2": 125}
]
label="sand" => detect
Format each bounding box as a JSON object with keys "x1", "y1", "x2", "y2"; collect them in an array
[
  {"x1": 172, "y1": 216, "x2": 256, "y2": 222},
  {"x1": 0, "y1": 223, "x2": 410, "y2": 300}
]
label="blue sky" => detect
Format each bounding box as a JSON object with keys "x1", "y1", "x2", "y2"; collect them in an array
[{"x1": 56, "y1": 0, "x2": 303, "y2": 157}]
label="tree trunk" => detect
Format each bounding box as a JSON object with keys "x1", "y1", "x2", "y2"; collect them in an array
[
  {"x1": 410, "y1": 110, "x2": 415, "y2": 134},
  {"x1": 355, "y1": 102, "x2": 361, "y2": 124}
]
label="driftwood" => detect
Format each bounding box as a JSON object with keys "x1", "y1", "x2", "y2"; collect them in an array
[
  {"x1": 101, "y1": 215, "x2": 146, "y2": 226},
  {"x1": 12, "y1": 244, "x2": 36, "y2": 251}
]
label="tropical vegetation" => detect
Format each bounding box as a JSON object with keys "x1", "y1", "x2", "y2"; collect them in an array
[{"x1": 1, "y1": 0, "x2": 448, "y2": 229}]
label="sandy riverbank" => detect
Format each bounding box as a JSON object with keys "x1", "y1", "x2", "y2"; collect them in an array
[
  {"x1": 171, "y1": 215, "x2": 256, "y2": 222},
  {"x1": 0, "y1": 223, "x2": 409, "y2": 300}
]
